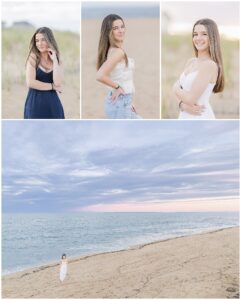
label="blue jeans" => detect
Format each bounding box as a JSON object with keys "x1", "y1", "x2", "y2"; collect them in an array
[{"x1": 105, "y1": 93, "x2": 141, "y2": 119}]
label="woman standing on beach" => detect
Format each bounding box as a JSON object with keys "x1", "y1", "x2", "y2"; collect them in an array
[
  {"x1": 24, "y1": 27, "x2": 65, "y2": 119},
  {"x1": 60, "y1": 254, "x2": 68, "y2": 282},
  {"x1": 96, "y1": 14, "x2": 141, "y2": 119},
  {"x1": 173, "y1": 18, "x2": 224, "y2": 119}
]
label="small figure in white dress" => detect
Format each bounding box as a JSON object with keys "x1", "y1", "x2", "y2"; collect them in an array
[
  {"x1": 173, "y1": 19, "x2": 225, "y2": 119},
  {"x1": 59, "y1": 253, "x2": 68, "y2": 283}
]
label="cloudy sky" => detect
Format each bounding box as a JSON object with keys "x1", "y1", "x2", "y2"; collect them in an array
[
  {"x1": 162, "y1": 1, "x2": 240, "y2": 39},
  {"x1": 2, "y1": 1, "x2": 80, "y2": 32},
  {"x1": 2, "y1": 121, "x2": 239, "y2": 213},
  {"x1": 2, "y1": 1, "x2": 159, "y2": 31}
]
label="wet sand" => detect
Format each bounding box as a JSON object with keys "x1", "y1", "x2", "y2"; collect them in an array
[{"x1": 2, "y1": 227, "x2": 239, "y2": 298}]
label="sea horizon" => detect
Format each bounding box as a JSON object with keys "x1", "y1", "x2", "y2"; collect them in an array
[
  {"x1": 81, "y1": 2, "x2": 160, "y2": 19},
  {"x1": 2, "y1": 211, "x2": 239, "y2": 275}
]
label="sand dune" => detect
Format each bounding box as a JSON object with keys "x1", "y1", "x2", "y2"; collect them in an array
[{"x1": 2, "y1": 227, "x2": 239, "y2": 298}]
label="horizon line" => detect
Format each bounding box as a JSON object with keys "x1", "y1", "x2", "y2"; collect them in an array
[{"x1": 2, "y1": 210, "x2": 239, "y2": 214}]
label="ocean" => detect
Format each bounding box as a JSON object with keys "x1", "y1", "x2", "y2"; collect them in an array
[
  {"x1": 2, "y1": 212, "x2": 239, "y2": 275},
  {"x1": 81, "y1": 2, "x2": 160, "y2": 19}
]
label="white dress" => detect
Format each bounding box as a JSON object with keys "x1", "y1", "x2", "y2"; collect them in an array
[
  {"x1": 178, "y1": 71, "x2": 216, "y2": 119},
  {"x1": 60, "y1": 262, "x2": 67, "y2": 282}
]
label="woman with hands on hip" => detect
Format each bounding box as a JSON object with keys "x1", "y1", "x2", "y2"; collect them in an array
[
  {"x1": 24, "y1": 27, "x2": 65, "y2": 119},
  {"x1": 96, "y1": 14, "x2": 141, "y2": 119}
]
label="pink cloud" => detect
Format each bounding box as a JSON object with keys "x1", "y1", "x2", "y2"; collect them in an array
[{"x1": 76, "y1": 197, "x2": 239, "y2": 212}]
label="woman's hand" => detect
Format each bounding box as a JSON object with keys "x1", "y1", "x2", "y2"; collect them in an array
[
  {"x1": 53, "y1": 83, "x2": 62, "y2": 93},
  {"x1": 48, "y1": 48, "x2": 57, "y2": 62},
  {"x1": 131, "y1": 105, "x2": 137, "y2": 113},
  {"x1": 111, "y1": 86, "x2": 125, "y2": 102},
  {"x1": 181, "y1": 102, "x2": 205, "y2": 115}
]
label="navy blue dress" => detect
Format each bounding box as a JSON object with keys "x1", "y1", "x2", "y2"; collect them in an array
[{"x1": 24, "y1": 67, "x2": 65, "y2": 119}]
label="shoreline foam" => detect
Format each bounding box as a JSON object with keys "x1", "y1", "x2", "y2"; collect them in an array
[
  {"x1": 3, "y1": 225, "x2": 238, "y2": 277},
  {"x1": 2, "y1": 227, "x2": 239, "y2": 298}
]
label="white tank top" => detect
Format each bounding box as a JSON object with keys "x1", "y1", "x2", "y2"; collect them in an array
[
  {"x1": 178, "y1": 71, "x2": 216, "y2": 119},
  {"x1": 108, "y1": 57, "x2": 135, "y2": 94}
]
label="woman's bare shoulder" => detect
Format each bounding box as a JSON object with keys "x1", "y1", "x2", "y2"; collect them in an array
[
  {"x1": 184, "y1": 57, "x2": 196, "y2": 68},
  {"x1": 27, "y1": 52, "x2": 37, "y2": 67},
  {"x1": 108, "y1": 47, "x2": 125, "y2": 59},
  {"x1": 200, "y1": 59, "x2": 218, "y2": 73}
]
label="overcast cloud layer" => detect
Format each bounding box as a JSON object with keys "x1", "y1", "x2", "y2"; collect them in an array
[{"x1": 2, "y1": 120, "x2": 239, "y2": 213}]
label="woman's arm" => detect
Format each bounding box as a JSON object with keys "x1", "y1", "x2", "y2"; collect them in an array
[
  {"x1": 26, "y1": 56, "x2": 52, "y2": 91},
  {"x1": 174, "y1": 60, "x2": 217, "y2": 105},
  {"x1": 96, "y1": 48, "x2": 125, "y2": 101},
  {"x1": 173, "y1": 85, "x2": 204, "y2": 116},
  {"x1": 53, "y1": 60, "x2": 63, "y2": 87},
  {"x1": 179, "y1": 101, "x2": 205, "y2": 115},
  {"x1": 96, "y1": 48, "x2": 124, "y2": 88},
  {"x1": 48, "y1": 48, "x2": 64, "y2": 86}
]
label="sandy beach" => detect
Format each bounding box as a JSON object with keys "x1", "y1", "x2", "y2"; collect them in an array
[
  {"x1": 2, "y1": 227, "x2": 239, "y2": 298},
  {"x1": 81, "y1": 18, "x2": 160, "y2": 119}
]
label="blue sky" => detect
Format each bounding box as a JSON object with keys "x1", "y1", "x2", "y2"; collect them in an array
[{"x1": 2, "y1": 121, "x2": 239, "y2": 213}]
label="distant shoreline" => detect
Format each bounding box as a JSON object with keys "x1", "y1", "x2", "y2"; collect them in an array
[{"x1": 3, "y1": 225, "x2": 238, "y2": 277}]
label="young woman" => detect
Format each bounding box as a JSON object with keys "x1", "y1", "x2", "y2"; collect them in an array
[
  {"x1": 96, "y1": 14, "x2": 141, "y2": 119},
  {"x1": 59, "y1": 253, "x2": 68, "y2": 282},
  {"x1": 173, "y1": 18, "x2": 224, "y2": 119},
  {"x1": 24, "y1": 27, "x2": 65, "y2": 119}
]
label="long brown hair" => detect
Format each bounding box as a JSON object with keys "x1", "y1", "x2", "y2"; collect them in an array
[
  {"x1": 97, "y1": 14, "x2": 128, "y2": 70},
  {"x1": 26, "y1": 27, "x2": 60, "y2": 68},
  {"x1": 192, "y1": 19, "x2": 224, "y2": 93}
]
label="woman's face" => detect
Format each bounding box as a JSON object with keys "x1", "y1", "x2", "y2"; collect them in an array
[
  {"x1": 193, "y1": 24, "x2": 210, "y2": 52},
  {"x1": 111, "y1": 19, "x2": 125, "y2": 43},
  {"x1": 35, "y1": 33, "x2": 49, "y2": 53}
]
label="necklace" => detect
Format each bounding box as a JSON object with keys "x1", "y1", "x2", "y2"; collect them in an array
[
  {"x1": 40, "y1": 57, "x2": 52, "y2": 71},
  {"x1": 197, "y1": 56, "x2": 210, "y2": 61}
]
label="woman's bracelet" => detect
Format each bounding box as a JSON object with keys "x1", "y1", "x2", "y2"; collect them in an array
[
  {"x1": 115, "y1": 84, "x2": 120, "y2": 89},
  {"x1": 179, "y1": 100, "x2": 184, "y2": 111}
]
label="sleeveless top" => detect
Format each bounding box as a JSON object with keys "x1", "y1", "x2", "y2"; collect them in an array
[
  {"x1": 178, "y1": 71, "x2": 216, "y2": 119},
  {"x1": 108, "y1": 58, "x2": 135, "y2": 94}
]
